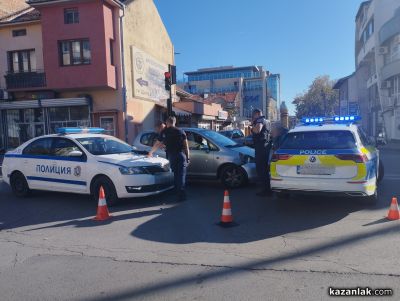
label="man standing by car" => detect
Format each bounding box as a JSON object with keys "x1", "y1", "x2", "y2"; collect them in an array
[
  {"x1": 251, "y1": 109, "x2": 272, "y2": 196},
  {"x1": 148, "y1": 117, "x2": 190, "y2": 201}
]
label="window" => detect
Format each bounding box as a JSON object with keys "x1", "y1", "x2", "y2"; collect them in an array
[
  {"x1": 52, "y1": 138, "x2": 83, "y2": 157},
  {"x1": 77, "y1": 137, "x2": 133, "y2": 156},
  {"x1": 280, "y1": 131, "x2": 357, "y2": 150},
  {"x1": 23, "y1": 138, "x2": 53, "y2": 156},
  {"x1": 140, "y1": 133, "x2": 158, "y2": 147},
  {"x1": 110, "y1": 39, "x2": 114, "y2": 66},
  {"x1": 64, "y1": 8, "x2": 79, "y2": 24},
  {"x1": 12, "y1": 29, "x2": 26, "y2": 37},
  {"x1": 59, "y1": 39, "x2": 91, "y2": 66},
  {"x1": 7, "y1": 49, "x2": 36, "y2": 73},
  {"x1": 100, "y1": 116, "x2": 116, "y2": 136}
]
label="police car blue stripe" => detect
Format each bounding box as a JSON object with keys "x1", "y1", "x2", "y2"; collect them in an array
[
  {"x1": 4, "y1": 154, "x2": 86, "y2": 162},
  {"x1": 97, "y1": 161, "x2": 125, "y2": 168},
  {"x1": 275, "y1": 149, "x2": 359, "y2": 155},
  {"x1": 26, "y1": 176, "x2": 86, "y2": 186}
]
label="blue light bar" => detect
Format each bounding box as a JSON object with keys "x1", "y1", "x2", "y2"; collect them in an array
[
  {"x1": 57, "y1": 127, "x2": 105, "y2": 134},
  {"x1": 301, "y1": 115, "x2": 361, "y2": 125},
  {"x1": 301, "y1": 117, "x2": 324, "y2": 124}
]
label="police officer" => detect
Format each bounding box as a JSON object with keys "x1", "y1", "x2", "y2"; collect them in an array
[
  {"x1": 149, "y1": 116, "x2": 190, "y2": 201},
  {"x1": 251, "y1": 109, "x2": 272, "y2": 196}
]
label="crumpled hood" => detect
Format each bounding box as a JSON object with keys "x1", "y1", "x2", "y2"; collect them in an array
[{"x1": 96, "y1": 153, "x2": 169, "y2": 168}]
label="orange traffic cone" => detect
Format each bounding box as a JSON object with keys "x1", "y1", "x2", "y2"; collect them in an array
[
  {"x1": 387, "y1": 197, "x2": 400, "y2": 221},
  {"x1": 93, "y1": 186, "x2": 112, "y2": 221},
  {"x1": 218, "y1": 190, "x2": 238, "y2": 227}
]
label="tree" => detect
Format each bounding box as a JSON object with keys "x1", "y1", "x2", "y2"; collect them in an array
[{"x1": 293, "y1": 75, "x2": 338, "y2": 119}]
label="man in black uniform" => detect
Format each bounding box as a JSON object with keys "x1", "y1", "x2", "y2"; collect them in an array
[
  {"x1": 251, "y1": 108, "x2": 272, "y2": 196},
  {"x1": 149, "y1": 117, "x2": 190, "y2": 201}
]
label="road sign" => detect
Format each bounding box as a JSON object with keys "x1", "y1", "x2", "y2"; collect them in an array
[{"x1": 131, "y1": 46, "x2": 170, "y2": 102}]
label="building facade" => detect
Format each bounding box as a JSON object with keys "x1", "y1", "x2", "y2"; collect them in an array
[
  {"x1": 0, "y1": 0, "x2": 174, "y2": 152},
  {"x1": 336, "y1": 0, "x2": 400, "y2": 141},
  {"x1": 179, "y1": 65, "x2": 279, "y2": 122}
]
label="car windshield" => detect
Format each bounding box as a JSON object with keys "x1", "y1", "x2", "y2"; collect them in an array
[
  {"x1": 200, "y1": 130, "x2": 238, "y2": 147},
  {"x1": 280, "y1": 130, "x2": 357, "y2": 149},
  {"x1": 76, "y1": 136, "x2": 134, "y2": 155}
]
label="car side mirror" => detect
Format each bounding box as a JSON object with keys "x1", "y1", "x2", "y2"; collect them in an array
[{"x1": 69, "y1": 150, "x2": 83, "y2": 157}]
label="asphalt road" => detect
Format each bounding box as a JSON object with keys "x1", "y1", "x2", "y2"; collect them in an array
[{"x1": 0, "y1": 148, "x2": 399, "y2": 301}]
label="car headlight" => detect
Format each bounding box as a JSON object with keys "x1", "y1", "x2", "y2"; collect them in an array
[
  {"x1": 119, "y1": 166, "x2": 147, "y2": 175},
  {"x1": 239, "y1": 153, "x2": 255, "y2": 164}
]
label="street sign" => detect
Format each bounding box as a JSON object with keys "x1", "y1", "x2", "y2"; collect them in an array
[{"x1": 131, "y1": 46, "x2": 170, "y2": 102}]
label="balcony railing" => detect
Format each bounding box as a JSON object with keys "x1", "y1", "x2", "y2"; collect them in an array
[{"x1": 5, "y1": 70, "x2": 46, "y2": 90}]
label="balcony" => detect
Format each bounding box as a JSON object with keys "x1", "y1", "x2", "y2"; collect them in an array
[
  {"x1": 5, "y1": 70, "x2": 46, "y2": 90},
  {"x1": 381, "y1": 59, "x2": 400, "y2": 81}
]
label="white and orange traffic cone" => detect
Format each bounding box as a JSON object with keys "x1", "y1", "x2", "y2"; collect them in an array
[
  {"x1": 218, "y1": 190, "x2": 237, "y2": 227},
  {"x1": 387, "y1": 197, "x2": 400, "y2": 221},
  {"x1": 93, "y1": 186, "x2": 112, "y2": 221}
]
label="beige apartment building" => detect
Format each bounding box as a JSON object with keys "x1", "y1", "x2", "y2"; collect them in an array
[{"x1": 335, "y1": 0, "x2": 400, "y2": 141}]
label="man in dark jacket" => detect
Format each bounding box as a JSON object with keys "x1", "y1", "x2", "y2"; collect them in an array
[{"x1": 149, "y1": 117, "x2": 190, "y2": 201}]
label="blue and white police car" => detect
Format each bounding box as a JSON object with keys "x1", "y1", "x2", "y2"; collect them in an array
[
  {"x1": 270, "y1": 116, "x2": 384, "y2": 203},
  {"x1": 2, "y1": 128, "x2": 174, "y2": 205}
]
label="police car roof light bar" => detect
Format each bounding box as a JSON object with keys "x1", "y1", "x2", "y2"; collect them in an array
[
  {"x1": 301, "y1": 115, "x2": 361, "y2": 126},
  {"x1": 56, "y1": 127, "x2": 105, "y2": 135}
]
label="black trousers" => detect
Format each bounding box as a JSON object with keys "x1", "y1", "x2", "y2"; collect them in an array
[{"x1": 254, "y1": 142, "x2": 271, "y2": 191}]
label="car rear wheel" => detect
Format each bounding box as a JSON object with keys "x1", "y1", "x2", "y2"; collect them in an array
[
  {"x1": 10, "y1": 171, "x2": 31, "y2": 198},
  {"x1": 220, "y1": 165, "x2": 247, "y2": 189},
  {"x1": 91, "y1": 176, "x2": 119, "y2": 207}
]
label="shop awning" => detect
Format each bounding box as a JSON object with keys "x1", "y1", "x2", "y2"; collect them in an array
[
  {"x1": 0, "y1": 97, "x2": 90, "y2": 110},
  {"x1": 173, "y1": 107, "x2": 192, "y2": 117},
  {"x1": 156, "y1": 103, "x2": 192, "y2": 117}
]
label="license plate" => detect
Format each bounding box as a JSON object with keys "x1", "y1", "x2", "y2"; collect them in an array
[{"x1": 297, "y1": 165, "x2": 335, "y2": 175}]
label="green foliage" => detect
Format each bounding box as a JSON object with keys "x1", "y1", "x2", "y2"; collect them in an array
[{"x1": 293, "y1": 75, "x2": 338, "y2": 119}]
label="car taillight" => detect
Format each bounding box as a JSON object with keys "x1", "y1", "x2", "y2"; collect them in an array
[
  {"x1": 271, "y1": 154, "x2": 292, "y2": 162},
  {"x1": 335, "y1": 154, "x2": 368, "y2": 163}
]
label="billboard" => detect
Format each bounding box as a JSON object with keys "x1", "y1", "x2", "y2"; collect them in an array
[{"x1": 131, "y1": 46, "x2": 170, "y2": 102}]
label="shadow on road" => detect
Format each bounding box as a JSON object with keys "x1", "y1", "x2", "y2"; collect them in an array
[{"x1": 80, "y1": 222, "x2": 400, "y2": 301}]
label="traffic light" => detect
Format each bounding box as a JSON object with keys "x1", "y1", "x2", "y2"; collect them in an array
[{"x1": 164, "y1": 71, "x2": 171, "y2": 91}]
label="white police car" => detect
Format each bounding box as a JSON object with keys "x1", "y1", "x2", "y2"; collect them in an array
[
  {"x1": 270, "y1": 116, "x2": 384, "y2": 203},
  {"x1": 2, "y1": 128, "x2": 174, "y2": 205}
]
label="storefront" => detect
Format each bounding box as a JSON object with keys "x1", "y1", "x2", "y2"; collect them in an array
[{"x1": 0, "y1": 97, "x2": 91, "y2": 149}]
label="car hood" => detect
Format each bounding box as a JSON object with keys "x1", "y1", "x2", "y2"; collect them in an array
[
  {"x1": 229, "y1": 146, "x2": 255, "y2": 157},
  {"x1": 96, "y1": 153, "x2": 169, "y2": 168}
]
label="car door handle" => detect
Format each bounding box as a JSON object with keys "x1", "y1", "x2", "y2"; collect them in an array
[{"x1": 23, "y1": 160, "x2": 28, "y2": 164}]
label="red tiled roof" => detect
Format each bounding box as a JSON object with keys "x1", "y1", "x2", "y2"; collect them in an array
[
  {"x1": 0, "y1": 7, "x2": 40, "y2": 24},
  {"x1": 0, "y1": 0, "x2": 29, "y2": 19}
]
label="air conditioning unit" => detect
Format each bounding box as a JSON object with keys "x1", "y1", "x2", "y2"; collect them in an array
[
  {"x1": 0, "y1": 89, "x2": 9, "y2": 100},
  {"x1": 378, "y1": 47, "x2": 388, "y2": 55},
  {"x1": 381, "y1": 81, "x2": 392, "y2": 89}
]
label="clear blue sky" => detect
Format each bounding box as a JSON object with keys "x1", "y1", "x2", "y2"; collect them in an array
[{"x1": 154, "y1": 0, "x2": 364, "y2": 114}]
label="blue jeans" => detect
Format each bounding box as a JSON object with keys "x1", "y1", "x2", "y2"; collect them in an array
[{"x1": 169, "y1": 152, "x2": 187, "y2": 194}]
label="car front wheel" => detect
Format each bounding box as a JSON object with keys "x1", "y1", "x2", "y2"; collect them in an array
[
  {"x1": 91, "y1": 176, "x2": 119, "y2": 207},
  {"x1": 10, "y1": 171, "x2": 31, "y2": 197},
  {"x1": 220, "y1": 165, "x2": 247, "y2": 189}
]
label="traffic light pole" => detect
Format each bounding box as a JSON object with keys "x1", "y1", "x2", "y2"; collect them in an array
[{"x1": 167, "y1": 89, "x2": 173, "y2": 117}]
